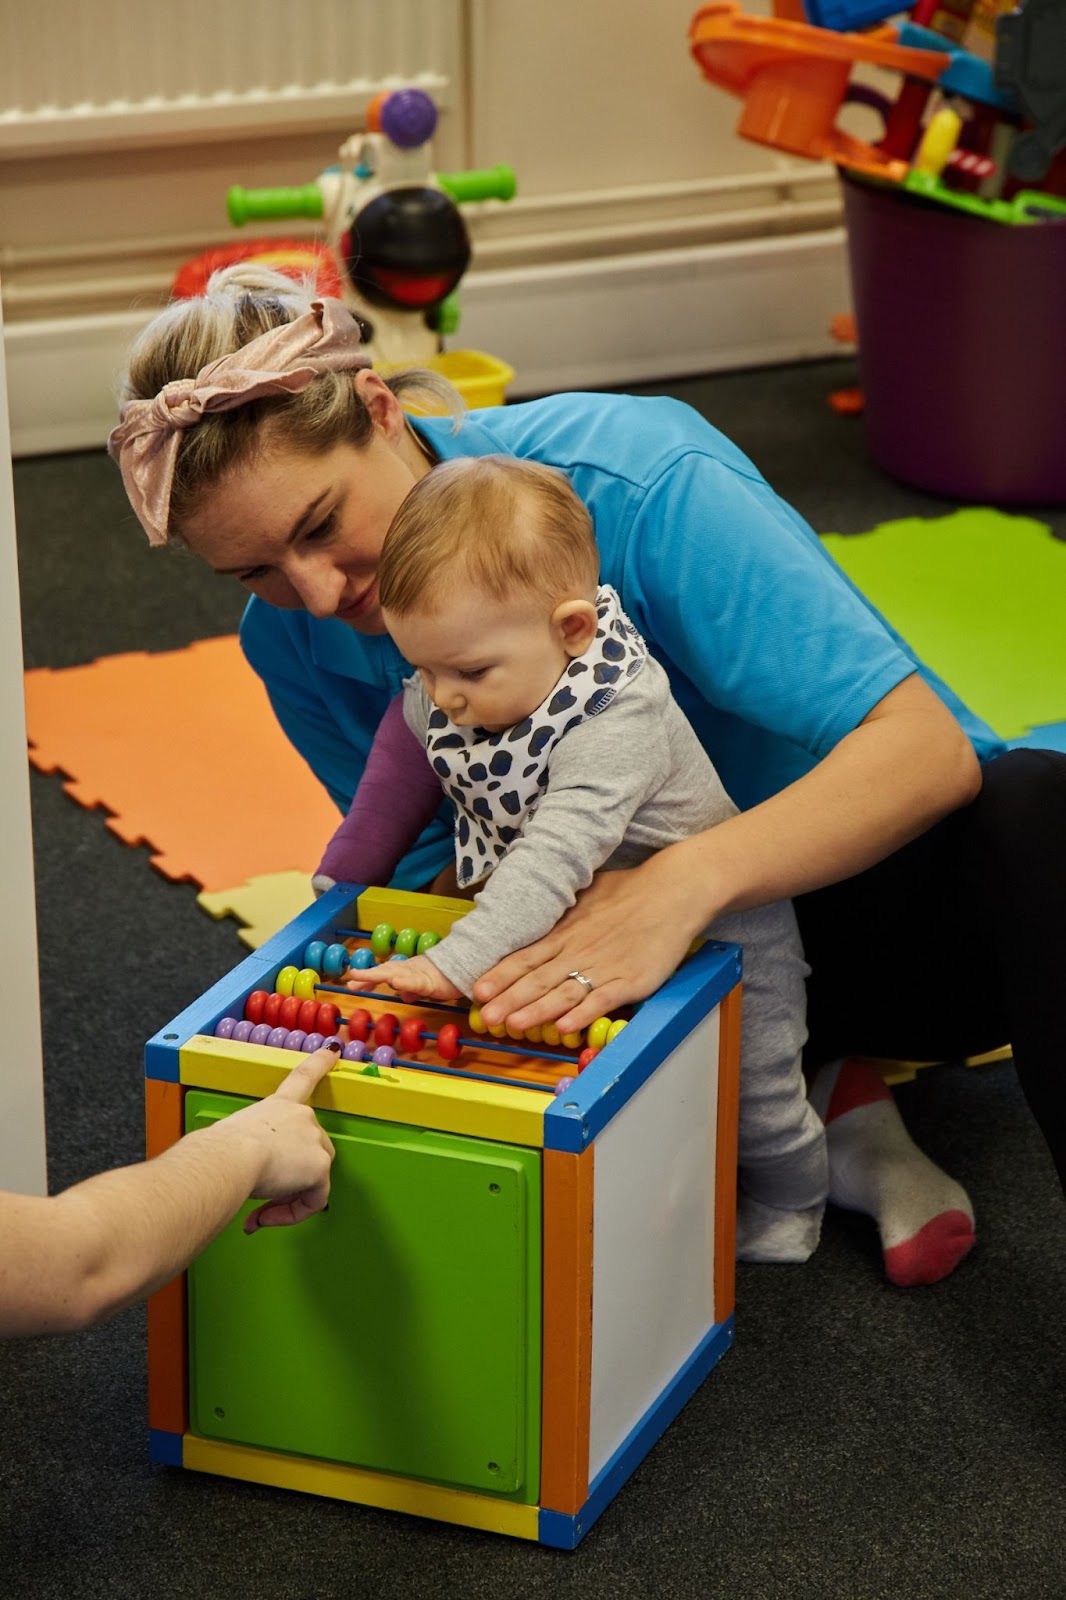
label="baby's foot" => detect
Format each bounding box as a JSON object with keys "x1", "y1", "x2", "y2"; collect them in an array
[{"x1": 736, "y1": 1193, "x2": 824, "y2": 1264}]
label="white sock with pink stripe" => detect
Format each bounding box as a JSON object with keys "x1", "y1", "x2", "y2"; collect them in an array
[{"x1": 809, "y1": 1057, "x2": 975, "y2": 1286}]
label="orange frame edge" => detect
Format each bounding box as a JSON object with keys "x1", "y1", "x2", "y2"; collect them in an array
[
  {"x1": 145, "y1": 1078, "x2": 189, "y2": 1435},
  {"x1": 539, "y1": 1143, "x2": 594, "y2": 1514},
  {"x1": 714, "y1": 983, "x2": 742, "y2": 1323}
]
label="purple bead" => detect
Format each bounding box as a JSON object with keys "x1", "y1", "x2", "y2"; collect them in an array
[
  {"x1": 303, "y1": 1032, "x2": 325, "y2": 1053},
  {"x1": 380, "y1": 88, "x2": 437, "y2": 149},
  {"x1": 231, "y1": 1020, "x2": 254, "y2": 1043},
  {"x1": 249, "y1": 1023, "x2": 273, "y2": 1046},
  {"x1": 267, "y1": 1027, "x2": 290, "y2": 1049},
  {"x1": 342, "y1": 1039, "x2": 368, "y2": 1062},
  {"x1": 372, "y1": 1045, "x2": 396, "y2": 1067},
  {"x1": 553, "y1": 1075, "x2": 576, "y2": 1097},
  {"x1": 284, "y1": 1029, "x2": 307, "y2": 1051},
  {"x1": 214, "y1": 1016, "x2": 238, "y2": 1039}
]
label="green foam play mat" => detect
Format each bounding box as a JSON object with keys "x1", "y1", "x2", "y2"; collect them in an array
[{"x1": 821, "y1": 509, "x2": 1066, "y2": 746}]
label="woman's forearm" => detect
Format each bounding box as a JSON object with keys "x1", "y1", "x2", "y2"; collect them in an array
[{"x1": 668, "y1": 673, "x2": 982, "y2": 932}]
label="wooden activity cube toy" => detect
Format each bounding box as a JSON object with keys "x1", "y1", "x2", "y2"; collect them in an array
[{"x1": 145, "y1": 885, "x2": 742, "y2": 1549}]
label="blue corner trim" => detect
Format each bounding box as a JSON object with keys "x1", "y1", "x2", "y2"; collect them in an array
[
  {"x1": 144, "y1": 885, "x2": 364, "y2": 1078},
  {"x1": 149, "y1": 1428, "x2": 184, "y2": 1466},
  {"x1": 542, "y1": 942, "x2": 742, "y2": 1152},
  {"x1": 538, "y1": 1508, "x2": 583, "y2": 1550}
]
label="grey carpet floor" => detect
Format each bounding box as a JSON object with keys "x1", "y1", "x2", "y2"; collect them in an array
[{"x1": 4, "y1": 358, "x2": 1065, "y2": 1600}]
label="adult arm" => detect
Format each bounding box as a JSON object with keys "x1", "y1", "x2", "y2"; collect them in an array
[
  {"x1": 313, "y1": 693, "x2": 445, "y2": 891},
  {"x1": 0, "y1": 1047, "x2": 339, "y2": 1338},
  {"x1": 474, "y1": 671, "x2": 981, "y2": 1032}
]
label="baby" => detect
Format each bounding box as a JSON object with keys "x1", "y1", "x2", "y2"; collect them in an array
[{"x1": 315, "y1": 455, "x2": 827, "y2": 1264}]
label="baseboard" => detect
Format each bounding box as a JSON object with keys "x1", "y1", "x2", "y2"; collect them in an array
[{"x1": 4, "y1": 229, "x2": 851, "y2": 457}]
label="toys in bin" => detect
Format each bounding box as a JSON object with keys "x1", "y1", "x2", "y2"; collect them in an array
[
  {"x1": 689, "y1": 0, "x2": 1066, "y2": 226},
  {"x1": 216, "y1": 85, "x2": 517, "y2": 402}
]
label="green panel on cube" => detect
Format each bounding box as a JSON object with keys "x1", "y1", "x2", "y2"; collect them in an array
[{"x1": 185, "y1": 1091, "x2": 541, "y2": 1500}]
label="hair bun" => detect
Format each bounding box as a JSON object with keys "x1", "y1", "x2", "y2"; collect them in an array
[{"x1": 205, "y1": 261, "x2": 315, "y2": 312}]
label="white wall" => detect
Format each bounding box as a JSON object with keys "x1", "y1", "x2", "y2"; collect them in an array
[
  {"x1": 0, "y1": 0, "x2": 849, "y2": 453},
  {"x1": 0, "y1": 287, "x2": 47, "y2": 1193}
]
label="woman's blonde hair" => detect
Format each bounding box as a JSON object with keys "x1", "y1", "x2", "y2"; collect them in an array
[
  {"x1": 119, "y1": 263, "x2": 463, "y2": 539},
  {"x1": 378, "y1": 455, "x2": 600, "y2": 616}
]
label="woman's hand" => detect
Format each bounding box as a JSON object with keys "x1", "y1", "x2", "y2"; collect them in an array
[{"x1": 472, "y1": 852, "x2": 710, "y2": 1034}]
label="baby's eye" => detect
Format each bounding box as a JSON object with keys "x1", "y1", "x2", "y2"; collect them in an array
[
  {"x1": 237, "y1": 566, "x2": 270, "y2": 583},
  {"x1": 458, "y1": 667, "x2": 487, "y2": 681}
]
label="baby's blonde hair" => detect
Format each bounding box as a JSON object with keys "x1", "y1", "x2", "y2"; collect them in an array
[
  {"x1": 118, "y1": 263, "x2": 462, "y2": 540},
  {"x1": 377, "y1": 456, "x2": 599, "y2": 616}
]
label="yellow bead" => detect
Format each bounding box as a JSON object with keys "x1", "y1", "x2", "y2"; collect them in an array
[
  {"x1": 542, "y1": 1022, "x2": 561, "y2": 1046},
  {"x1": 293, "y1": 968, "x2": 319, "y2": 999},
  {"x1": 587, "y1": 1016, "x2": 612, "y2": 1050},
  {"x1": 468, "y1": 1006, "x2": 486, "y2": 1033},
  {"x1": 506, "y1": 1020, "x2": 525, "y2": 1039},
  {"x1": 561, "y1": 1030, "x2": 582, "y2": 1049},
  {"x1": 275, "y1": 965, "x2": 299, "y2": 997},
  {"x1": 606, "y1": 1018, "x2": 628, "y2": 1042},
  {"x1": 524, "y1": 1024, "x2": 543, "y2": 1043},
  {"x1": 489, "y1": 1022, "x2": 508, "y2": 1038}
]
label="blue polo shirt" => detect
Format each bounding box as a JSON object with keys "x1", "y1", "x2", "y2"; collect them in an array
[{"x1": 241, "y1": 391, "x2": 1004, "y2": 890}]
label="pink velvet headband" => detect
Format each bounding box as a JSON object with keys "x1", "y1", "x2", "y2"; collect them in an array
[{"x1": 107, "y1": 298, "x2": 372, "y2": 546}]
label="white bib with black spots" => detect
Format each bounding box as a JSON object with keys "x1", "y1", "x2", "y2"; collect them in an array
[{"x1": 424, "y1": 584, "x2": 647, "y2": 887}]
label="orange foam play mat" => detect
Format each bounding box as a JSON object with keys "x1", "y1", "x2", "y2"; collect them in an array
[{"x1": 25, "y1": 635, "x2": 340, "y2": 895}]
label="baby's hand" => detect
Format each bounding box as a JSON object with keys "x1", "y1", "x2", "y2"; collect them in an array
[{"x1": 356, "y1": 954, "x2": 463, "y2": 1004}]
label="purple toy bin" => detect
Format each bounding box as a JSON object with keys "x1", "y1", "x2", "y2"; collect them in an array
[{"x1": 841, "y1": 173, "x2": 1066, "y2": 505}]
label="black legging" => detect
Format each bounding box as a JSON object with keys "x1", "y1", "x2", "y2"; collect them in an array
[{"x1": 794, "y1": 748, "x2": 1066, "y2": 1194}]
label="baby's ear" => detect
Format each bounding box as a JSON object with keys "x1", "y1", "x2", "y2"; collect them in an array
[{"x1": 553, "y1": 599, "x2": 599, "y2": 658}]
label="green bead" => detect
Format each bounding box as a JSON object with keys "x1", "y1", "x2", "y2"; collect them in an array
[
  {"x1": 394, "y1": 927, "x2": 420, "y2": 957},
  {"x1": 370, "y1": 922, "x2": 396, "y2": 957},
  {"x1": 416, "y1": 929, "x2": 442, "y2": 954}
]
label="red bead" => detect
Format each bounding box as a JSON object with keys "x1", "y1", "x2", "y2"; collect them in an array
[
  {"x1": 346, "y1": 1008, "x2": 371, "y2": 1043},
  {"x1": 437, "y1": 1022, "x2": 461, "y2": 1061},
  {"x1": 263, "y1": 992, "x2": 283, "y2": 1027},
  {"x1": 399, "y1": 1017, "x2": 424, "y2": 1054},
  {"x1": 316, "y1": 1002, "x2": 340, "y2": 1037},
  {"x1": 297, "y1": 998, "x2": 320, "y2": 1033},
  {"x1": 244, "y1": 990, "x2": 269, "y2": 1024},
  {"x1": 577, "y1": 1047, "x2": 600, "y2": 1072},
  {"x1": 373, "y1": 1012, "x2": 398, "y2": 1047},
  {"x1": 279, "y1": 995, "x2": 303, "y2": 1030}
]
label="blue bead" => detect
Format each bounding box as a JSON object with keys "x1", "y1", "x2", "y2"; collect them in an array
[
  {"x1": 304, "y1": 940, "x2": 328, "y2": 971},
  {"x1": 322, "y1": 942, "x2": 351, "y2": 979},
  {"x1": 350, "y1": 947, "x2": 375, "y2": 970}
]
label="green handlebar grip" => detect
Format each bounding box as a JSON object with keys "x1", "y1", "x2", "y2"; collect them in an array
[
  {"x1": 437, "y1": 164, "x2": 517, "y2": 204},
  {"x1": 227, "y1": 183, "x2": 325, "y2": 227}
]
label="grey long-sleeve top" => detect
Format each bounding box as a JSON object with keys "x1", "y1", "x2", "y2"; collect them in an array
[{"x1": 403, "y1": 654, "x2": 743, "y2": 999}]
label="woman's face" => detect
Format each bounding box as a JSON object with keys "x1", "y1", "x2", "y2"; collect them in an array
[{"x1": 179, "y1": 386, "x2": 430, "y2": 635}]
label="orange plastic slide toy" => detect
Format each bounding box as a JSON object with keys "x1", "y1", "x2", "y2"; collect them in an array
[{"x1": 689, "y1": 2, "x2": 948, "y2": 182}]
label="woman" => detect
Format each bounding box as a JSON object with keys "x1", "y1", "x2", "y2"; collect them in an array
[{"x1": 109, "y1": 266, "x2": 1066, "y2": 1283}]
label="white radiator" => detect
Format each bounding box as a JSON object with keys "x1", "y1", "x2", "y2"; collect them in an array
[{"x1": 0, "y1": 0, "x2": 459, "y2": 154}]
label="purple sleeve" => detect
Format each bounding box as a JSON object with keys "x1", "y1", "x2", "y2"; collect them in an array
[{"x1": 314, "y1": 693, "x2": 445, "y2": 886}]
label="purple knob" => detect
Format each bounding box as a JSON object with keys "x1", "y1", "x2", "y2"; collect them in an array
[
  {"x1": 267, "y1": 1027, "x2": 290, "y2": 1049},
  {"x1": 380, "y1": 88, "x2": 437, "y2": 149},
  {"x1": 214, "y1": 1016, "x2": 238, "y2": 1039},
  {"x1": 284, "y1": 1029, "x2": 307, "y2": 1051},
  {"x1": 303, "y1": 1032, "x2": 325, "y2": 1053},
  {"x1": 231, "y1": 1020, "x2": 254, "y2": 1043},
  {"x1": 342, "y1": 1039, "x2": 368, "y2": 1062},
  {"x1": 372, "y1": 1045, "x2": 396, "y2": 1066},
  {"x1": 249, "y1": 1023, "x2": 273, "y2": 1046},
  {"x1": 553, "y1": 1075, "x2": 576, "y2": 1097}
]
